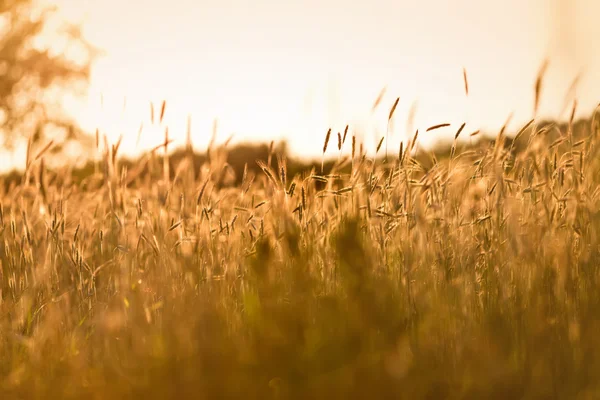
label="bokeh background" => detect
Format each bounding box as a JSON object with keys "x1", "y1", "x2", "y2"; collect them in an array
[{"x1": 2, "y1": 0, "x2": 599, "y2": 169}]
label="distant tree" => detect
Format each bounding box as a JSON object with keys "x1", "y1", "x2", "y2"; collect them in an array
[{"x1": 0, "y1": 0, "x2": 96, "y2": 151}]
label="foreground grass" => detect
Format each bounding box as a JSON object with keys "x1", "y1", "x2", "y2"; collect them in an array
[{"x1": 1, "y1": 115, "x2": 600, "y2": 399}]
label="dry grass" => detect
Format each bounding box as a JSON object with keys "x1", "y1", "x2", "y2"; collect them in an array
[{"x1": 0, "y1": 106, "x2": 600, "y2": 399}]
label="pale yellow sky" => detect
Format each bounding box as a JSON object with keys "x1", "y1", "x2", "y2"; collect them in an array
[{"x1": 4, "y1": 0, "x2": 599, "y2": 170}]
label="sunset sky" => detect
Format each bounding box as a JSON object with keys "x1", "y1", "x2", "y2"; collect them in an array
[{"x1": 2, "y1": 0, "x2": 597, "y2": 169}]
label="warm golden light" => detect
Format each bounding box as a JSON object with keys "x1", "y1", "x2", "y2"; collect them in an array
[{"x1": 42, "y1": 0, "x2": 600, "y2": 163}]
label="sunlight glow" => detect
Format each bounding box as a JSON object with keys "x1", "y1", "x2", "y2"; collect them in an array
[{"x1": 41, "y1": 0, "x2": 600, "y2": 164}]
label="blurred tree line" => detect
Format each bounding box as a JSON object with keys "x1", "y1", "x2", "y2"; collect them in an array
[{"x1": 0, "y1": 0, "x2": 96, "y2": 151}]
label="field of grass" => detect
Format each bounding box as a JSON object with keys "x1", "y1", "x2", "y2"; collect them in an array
[{"x1": 1, "y1": 109, "x2": 600, "y2": 399}]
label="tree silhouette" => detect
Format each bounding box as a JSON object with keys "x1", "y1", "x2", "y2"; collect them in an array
[{"x1": 0, "y1": 0, "x2": 96, "y2": 151}]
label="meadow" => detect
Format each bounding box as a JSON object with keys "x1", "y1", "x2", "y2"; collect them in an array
[{"x1": 1, "y1": 102, "x2": 600, "y2": 399}]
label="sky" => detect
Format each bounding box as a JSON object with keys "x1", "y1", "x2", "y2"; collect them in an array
[{"x1": 3, "y1": 0, "x2": 600, "y2": 170}]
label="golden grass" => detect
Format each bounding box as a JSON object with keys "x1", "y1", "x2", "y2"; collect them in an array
[{"x1": 0, "y1": 103, "x2": 600, "y2": 399}]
